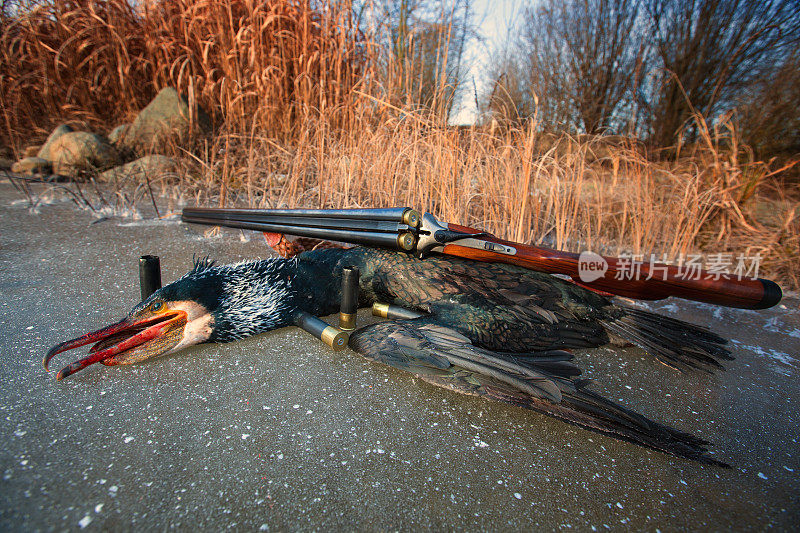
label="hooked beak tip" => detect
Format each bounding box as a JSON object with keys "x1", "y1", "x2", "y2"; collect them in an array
[
  {"x1": 43, "y1": 348, "x2": 58, "y2": 371},
  {"x1": 55, "y1": 362, "x2": 80, "y2": 381}
]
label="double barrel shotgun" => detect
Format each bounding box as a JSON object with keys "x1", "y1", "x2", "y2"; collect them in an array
[{"x1": 181, "y1": 207, "x2": 782, "y2": 310}]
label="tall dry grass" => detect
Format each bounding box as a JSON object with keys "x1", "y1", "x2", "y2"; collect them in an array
[
  {"x1": 1, "y1": 0, "x2": 797, "y2": 289},
  {"x1": 0, "y1": 0, "x2": 366, "y2": 150},
  {"x1": 167, "y1": 106, "x2": 798, "y2": 289}
]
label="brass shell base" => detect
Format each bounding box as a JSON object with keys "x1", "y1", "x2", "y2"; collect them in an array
[
  {"x1": 339, "y1": 312, "x2": 357, "y2": 331},
  {"x1": 321, "y1": 326, "x2": 349, "y2": 351}
]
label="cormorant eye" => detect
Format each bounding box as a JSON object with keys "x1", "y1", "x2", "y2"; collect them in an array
[{"x1": 150, "y1": 300, "x2": 164, "y2": 313}]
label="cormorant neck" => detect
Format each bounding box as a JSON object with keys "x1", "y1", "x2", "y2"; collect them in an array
[
  {"x1": 207, "y1": 258, "x2": 300, "y2": 342},
  {"x1": 205, "y1": 248, "x2": 370, "y2": 343}
]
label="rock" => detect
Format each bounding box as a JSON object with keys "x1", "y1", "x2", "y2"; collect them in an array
[
  {"x1": 37, "y1": 124, "x2": 75, "y2": 161},
  {"x1": 0, "y1": 158, "x2": 14, "y2": 171},
  {"x1": 49, "y1": 132, "x2": 120, "y2": 176},
  {"x1": 24, "y1": 145, "x2": 42, "y2": 158},
  {"x1": 100, "y1": 155, "x2": 178, "y2": 182},
  {"x1": 108, "y1": 124, "x2": 132, "y2": 146},
  {"x1": 123, "y1": 88, "x2": 211, "y2": 154},
  {"x1": 11, "y1": 157, "x2": 51, "y2": 175}
]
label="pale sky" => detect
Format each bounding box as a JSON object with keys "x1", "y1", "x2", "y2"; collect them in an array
[{"x1": 450, "y1": 0, "x2": 524, "y2": 124}]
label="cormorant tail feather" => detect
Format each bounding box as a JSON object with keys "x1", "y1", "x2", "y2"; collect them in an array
[{"x1": 602, "y1": 307, "x2": 732, "y2": 373}]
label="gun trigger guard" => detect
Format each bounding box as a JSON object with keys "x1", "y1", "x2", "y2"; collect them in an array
[{"x1": 415, "y1": 240, "x2": 442, "y2": 259}]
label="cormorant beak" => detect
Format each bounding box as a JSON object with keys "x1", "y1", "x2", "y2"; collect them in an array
[{"x1": 43, "y1": 310, "x2": 187, "y2": 381}]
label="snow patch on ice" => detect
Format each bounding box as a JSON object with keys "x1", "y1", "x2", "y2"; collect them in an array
[
  {"x1": 96, "y1": 204, "x2": 142, "y2": 220},
  {"x1": 9, "y1": 190, "x2": 70, "y2": 212},
  {"x1": 732, "y1": 340, "x2": 797, "y2": 374},
  {"x1": 118, "y1": 215, "x2": 181, "y2": 227},
  {"x1": 764, "y1": 316, "x2": 800, "y2": 339}
]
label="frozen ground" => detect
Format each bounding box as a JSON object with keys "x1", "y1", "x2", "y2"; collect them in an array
[{"x1": 1, "y1": 180, "x2": 799, "y2": 530}]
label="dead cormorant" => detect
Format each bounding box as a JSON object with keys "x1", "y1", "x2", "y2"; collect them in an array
[{"x1": 44, "y1": 247, "x2": 732, "y2": 466}]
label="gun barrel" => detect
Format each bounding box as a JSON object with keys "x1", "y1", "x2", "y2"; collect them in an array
[
  {"x1": 183, "y1": 207, "x2": 411, "y2": 222},
  {"x1": 181, "y1": 214, "x2": 409, "y2": 250},
  {"x1": 183, "y1": 211, "x2": 406, "y2": 234}
]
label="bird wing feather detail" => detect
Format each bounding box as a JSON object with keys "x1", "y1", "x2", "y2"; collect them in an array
[
  {"x1": 353, "y1": 321, "x2": 563, "y2": 402},
  {"x1": 348, "y1": 319, "x2": 728, "y2": 466}
]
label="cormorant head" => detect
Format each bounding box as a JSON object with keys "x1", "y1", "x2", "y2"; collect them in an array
[{"x1": 44, "y1": 257, "x2": 295, "y2": 381}]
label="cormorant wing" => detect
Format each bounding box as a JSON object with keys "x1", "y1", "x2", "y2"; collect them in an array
[
  {"x1": 368, "y1": 253, "x2": 611, "y2": 352},
  {"x1": 348, "y1": 319, "x2": 728, "y2": 467},
  {"x1": 350, "y1": 319, "x2": 569, "y2": 402}
]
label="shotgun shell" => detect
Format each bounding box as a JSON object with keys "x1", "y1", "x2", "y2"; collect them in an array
[
  {"x1": 371, "y1": 303, "x2": 425, "y2": 320},
  {"x1": 339, "y1": 266, "x2": 360, "y2": 331},
  {"x1": 397, "y1": 232, "x2": 416, "y2": 251},
  {"x1": 402, "y1": 209, "x2": 422, "y2": 228},
  {"x1": 295, "y1": 311, "x2": 349, "y2": 351},
  {"x1": 139, "y1": 255, "x2": 162, "y2": 301}
]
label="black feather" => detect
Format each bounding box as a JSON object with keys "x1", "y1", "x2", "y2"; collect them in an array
[
  {"x1": 191, "y1": 254, "x2": 216, "y2": 273},
  {"x1": 349, "y1": 320, "x2": 728, "y2": 467},
  {"x1": 602, "y1": 307, "x2": 732, "y2": 372}
]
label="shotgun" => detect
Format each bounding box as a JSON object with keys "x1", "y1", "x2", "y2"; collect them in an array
[{"x1": 181, "y1": 207, "x2": 782, "y2": 310}]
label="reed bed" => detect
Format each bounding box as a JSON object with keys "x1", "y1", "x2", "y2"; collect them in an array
[
  {"x1": 1, "y1": 0, "x2": 797, "y2": 289},
  {"x1": 0, "y1": 0, "x2": 366, "y2": 150},
  {"x1": 164, "y1": 107, "x2": 797, "y2": 289}
]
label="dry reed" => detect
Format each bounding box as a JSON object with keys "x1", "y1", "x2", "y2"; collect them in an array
[
  {"x1": 164, "y1": 105, "x2": 798, "y2": 290},
  {"x1": 1, "y1": 0, "x2": 797, "y2": 289},
  {"x1": 0, "y1": 0, "x2": 366, "y2": 150}
]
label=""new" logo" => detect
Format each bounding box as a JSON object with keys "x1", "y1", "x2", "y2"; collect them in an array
[{"x1": 578, "y1": 251, "x2": 608, "y2": 282}]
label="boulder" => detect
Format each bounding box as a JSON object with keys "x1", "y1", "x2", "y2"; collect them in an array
[
  {"x1": 37, "y1": 124, "x2": 75, "y2": 161},
  {"x1": 49, "y1": 132, "x2": 120, "y2": 176},
  {"x1": 108, "y1": 124, "x2": 131, "y2": 146},
  {"x1": 11, "y1": 157, "x2": 51, "y2": 175},
  {"x1": 101, "y1": 155, "x2": 178, "y2": 182},
  {"x1": 24, "y1": 145, "x2": 41, "y2": 158},
  {"x1": 122, "y1": 88, "x2": 212, "y2": 154}
]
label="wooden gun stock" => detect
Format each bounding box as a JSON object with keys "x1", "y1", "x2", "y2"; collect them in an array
[{"x1": 444, "y1": 224, "x2": 782, "y2": 310}]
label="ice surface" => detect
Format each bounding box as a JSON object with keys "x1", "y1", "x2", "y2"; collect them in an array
[{"x1": 1, "y1": 181, "x2": 799, "y2": 529}]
